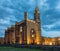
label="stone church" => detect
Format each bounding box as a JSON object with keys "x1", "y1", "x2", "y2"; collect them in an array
[
  {"x1": 4, "y1": 6, "x2": 41, "y2": 45},
  {"x1": 4, "y1": 6, "x2": 60, "y2": 45}
]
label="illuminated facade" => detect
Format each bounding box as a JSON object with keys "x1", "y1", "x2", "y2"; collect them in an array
[
  {"x1": 4, "y1": 6, "x2": 41, "y2": 45},
  {"x1": 42, "y1": 37, "x2": 58, "y2": 45},
  {"x1": 1, "y1": 6, "x2": 60, "y2": 45},
  {"x1": 15, "y1": 7, "x2": 41, "y2": 45}
]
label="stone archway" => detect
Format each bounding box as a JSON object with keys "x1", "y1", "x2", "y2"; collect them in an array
[{"x1": 30, "y1": 29, "x2": 36, "y2": 44}]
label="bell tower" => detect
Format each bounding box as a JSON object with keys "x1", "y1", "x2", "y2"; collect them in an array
[
  {"x1": 34, "y1": 6, "x2": 42, "y2": 45},
  {"x1": 34, "y1": 6, "x2": 40, "y2": 23}
]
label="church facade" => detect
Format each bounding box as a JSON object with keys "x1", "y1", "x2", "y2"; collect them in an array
[
  {"x1": 4, "y1": 6, "x2": 60, "y2": 45},
  {"x1": 4, "y1": 6, "x2": 41, "y2": 45}
]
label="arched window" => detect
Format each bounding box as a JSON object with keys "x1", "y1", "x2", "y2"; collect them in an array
[
  {"x1": 31, "y1": 29, "x2": 36, "y2": 34},
  {"x1": 20, "y1": 26, "x2": 22, "y2": 32}
]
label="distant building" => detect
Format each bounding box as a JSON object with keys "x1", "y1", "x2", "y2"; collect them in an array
[
  {"x1": 42, "y1": 37, "x2": 58, "y2": 45},
  {"x1": 0, "y1": 6, "x2": 60, "y2": 45}
]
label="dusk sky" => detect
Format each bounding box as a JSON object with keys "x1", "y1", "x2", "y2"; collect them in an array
[{"x1": 0, "y1": 0, "x2": 60, "y2": 37}]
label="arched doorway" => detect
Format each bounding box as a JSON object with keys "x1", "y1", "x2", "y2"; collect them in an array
[{"x1": 30, "y1": 29, "x2": 36, "y2": 44}]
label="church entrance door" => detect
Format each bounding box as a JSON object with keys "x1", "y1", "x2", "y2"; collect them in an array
[{"x1": 30, "y1": 29, "x2": 36, "y2": 45}]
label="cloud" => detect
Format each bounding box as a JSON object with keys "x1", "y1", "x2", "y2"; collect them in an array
[
  {"x1": 42, "y1": 24, "x2": 55, "y2": 30},
  {"x1": 55, "y1": 1, "x2": 60, "y2": 11},
  {"x1": 42, "y1": 28, "x2": 60, "y2": 37},
  {"x1": 0, "y1": 15, "x2": 17, "y2": 24},
  {"x1": 0, "y1": 0, "x2": 60, "y2": 37},
  {"x1": 0, "y1": 29, "x2": 5, "y2": 37},
  {"x1": 0, "y1": 26, "x2": 7, "y2": 30},
  {"x1": 38, "y1": 0, "x2": 50, "y2": 11},
  {"x1": 42, "y1": 20, "x2": 60, "y2": 31},
  {"x1": 0, "y1": 19, "x2": 10, "y2": 24},
  {"x1": 0, "y1": 15, "x2": 17, "y2": 37}
]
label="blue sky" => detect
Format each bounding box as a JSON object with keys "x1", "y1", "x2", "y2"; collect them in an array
[{"x1": 0, "y1": 0, "x2": 60, "y2": 37}]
